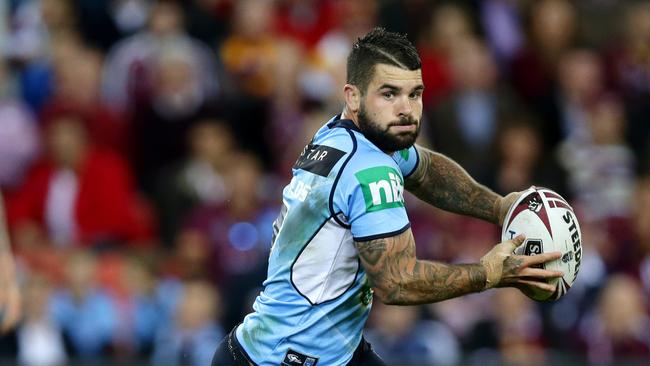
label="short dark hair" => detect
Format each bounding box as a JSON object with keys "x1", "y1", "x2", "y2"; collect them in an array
[{"x1": 346, "y1": 27, "x2": 421, "y2": 94}]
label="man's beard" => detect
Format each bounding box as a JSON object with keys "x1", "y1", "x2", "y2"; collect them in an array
[{"x1": 357, "y1": 103, "x2": 420, "y2": 152}]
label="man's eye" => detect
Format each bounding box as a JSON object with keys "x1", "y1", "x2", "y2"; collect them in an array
[
  {"x1": 409, "y1": 92, "x2": 422, "y2": 99},
  {"x1": 383, "y1": 92, "x2": 394, "y2": 99}
]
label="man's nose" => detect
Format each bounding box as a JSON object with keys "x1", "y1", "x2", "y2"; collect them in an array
[{"x1": 396, "y1": 95, "x2": 413, "y2": 117}]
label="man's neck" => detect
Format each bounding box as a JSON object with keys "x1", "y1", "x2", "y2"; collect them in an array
[{"x1": 341, "y1": 108, "x2": 360, "y2": 129}]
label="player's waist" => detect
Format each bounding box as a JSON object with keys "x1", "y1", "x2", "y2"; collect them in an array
[{"x1": 233, "y1": 323, "x2": 375, "y2": 366}]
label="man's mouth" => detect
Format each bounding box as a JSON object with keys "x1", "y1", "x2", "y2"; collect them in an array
[{"x1": 389, "y1": 124, "x2": 417, "y2": 132}]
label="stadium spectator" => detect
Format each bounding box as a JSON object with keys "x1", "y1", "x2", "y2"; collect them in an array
[
  {"x1": 632, "y1": 177, "x2": 650, "y2": 292},
  {"x1": 16, "y1": 271, "x2": 67, "y2": 366},
  {"x1": 428, "y1": 37, "x2": 521, "y2": 185},
  {"x1": 7, "y1": 115, "x2": 154, "y2": 247},
  {"x1": 457, "y1": 289, "x2": 546, "y2": 365},
  {"x1": 302, "y1": 0, "x2": 378, "y2": 107},
  {"x1": 273, "y1": 0, "x2": 336, "y2": 49},
  {"x1": 182, "y1": 152, "x2": 276, "y2": 328},
  {"x1": 489, "y1": 120, "x2": 567, "y2": 197},
  {"x1": 579, "y1": 275, "x2": 650, "y2": 364},
  {"x1": 557, "y1": 94, "x2": 635, "y2": 221},
  {"x1": 154, "y1": 118, "x2": 236, "y2": 246},
  {"x1": 101, "y1": 0, "x2": 219, "y2": 114},
  {"x1": 417, "y1": 3, "x2": 472, "y2": 110},
  {"x1": 7, "y1": 0, "x2": 78, "y2": 113},
  {"x1": 219, "y1": 0, "x2": 292, "y2": 168},
  {"x1": 49, "y1": 251, "x2": 118, "y2": 358},
  {"x1": 5, "y1": 0, "x2": 77, "y2": 62},
  {"x1": 151, "y1": 279, "x2": 224, "y2": 366},
  {"x1": 480, "y1": 0, "x2": 525, "y2": 67},
  {"x1": 365, "y1": 303, "x2": 461, "y2": 366},
  {"x1": 510, "y1": 0, "x2": 577, "y2": 105},
  {"x1": 102, "y1": 255, "x2": 162, "y2": 359},
  {"x1": 130, "y1": 38, "x2": 222, "y2": 195},
  {"x1": 41, "y1": 39, "x2": 128, "y2": 156},
  {"x1": 181, "y1": 0, "x2": 232, "y2": 48},
  {"x1": 603, "y1": 2, "x2": 650, "y2": 173},
  {"x1": 0, "y1": 59, "x2": 40, "y2": 190}
]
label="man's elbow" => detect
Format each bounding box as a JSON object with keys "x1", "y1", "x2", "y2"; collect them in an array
[{"x1": 371, "y1": 283, "x2": 404, "y2": 305}]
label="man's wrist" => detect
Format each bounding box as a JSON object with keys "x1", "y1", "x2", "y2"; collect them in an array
[
  {"x1": 479, "y1": 259, "x2": 499, "y2": 290},
  {"x1": 494, "y1": 196, "x2": 505, "y2": 226}
]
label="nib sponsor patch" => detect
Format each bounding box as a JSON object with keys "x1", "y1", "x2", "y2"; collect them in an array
[
  {"x1": 355, "y1": 166, "x2": 405, "y2": 212},
  {"x1": 282, "y1": 349, "x2": 319, "y2": 366}
]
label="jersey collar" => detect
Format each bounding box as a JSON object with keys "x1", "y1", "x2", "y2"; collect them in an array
[{"x1": 327, "y1": 114, "x2": 361, "y2": 133}]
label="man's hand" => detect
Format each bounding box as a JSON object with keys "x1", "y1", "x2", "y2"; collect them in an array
[
  {"x1": 496, "y1": 191, "x2": 522, "y2": 226},
  {"x1": 480, "y1": 235, "x2": 563, "y2": 291},
  {"x1": 0, "y1": 192, "x2": 21, "y2": 333}
]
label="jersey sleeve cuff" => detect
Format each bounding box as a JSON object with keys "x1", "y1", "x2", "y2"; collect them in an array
[
  {"x1": 352, "y1": 223, "x2": 411, "y2": 242},
  {"x1": 404, "y1": 146, "x2": 420, "y2": 178}
]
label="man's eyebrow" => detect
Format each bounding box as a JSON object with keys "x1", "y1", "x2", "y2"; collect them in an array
[
  {"x1": 377, "y1": 84, "x2": 425, "y2": 92},
  {"x1": 377, "y1": 84, "x2": 401, "y2": 92}
]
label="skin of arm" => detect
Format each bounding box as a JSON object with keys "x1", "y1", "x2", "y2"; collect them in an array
[
  {"x1": 355, "y1": 228, "x2": 486, "y2": 305},
  {"x1": 0, "y1": 191, "x2": 21, "y2": 332},
  {"x1": 356, "y1": 229, "x2": 561, "y2": 305},
  {"x1": 405, "y1": 144, "x2": 510, "y2": 225}
]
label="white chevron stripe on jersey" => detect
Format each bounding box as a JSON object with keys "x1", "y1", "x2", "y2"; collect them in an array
[{"x1": 291, "y1": 217, "x2": 358, "y2": 305}]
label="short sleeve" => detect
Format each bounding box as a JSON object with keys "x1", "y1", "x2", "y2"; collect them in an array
[
  {"x1": 337, "y1": 163, "x2": 411, "y2": 241},
  {"x1": 392, "y1": 145, "x2": 419, "y2": 178}
]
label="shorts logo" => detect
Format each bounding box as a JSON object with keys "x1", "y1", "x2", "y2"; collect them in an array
[
  {"x1": 282, "y1": 348, "x2": 319, "y2": 366},
  {"x1": 288, "y1": 354, "x2": 301, "y2": 363},
  {"x1": 355, "y1": 166, "x2": 404, "y2": 212}
]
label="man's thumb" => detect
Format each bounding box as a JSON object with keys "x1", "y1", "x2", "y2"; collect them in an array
[{"x1": 503, "y1": 234, "x2": 526, "y2": 253}]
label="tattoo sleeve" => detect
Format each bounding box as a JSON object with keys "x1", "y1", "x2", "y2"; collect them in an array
[
  {"x1": 405, "y1": 145, "x2": 502, "y2": 224},
  {"x1": 355, "y1": 229, "x2": 487, "y2": 305}
]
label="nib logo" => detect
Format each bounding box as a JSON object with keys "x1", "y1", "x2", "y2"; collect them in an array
[{"x1": 355, "y1": 166, "x2": 405, "y2": 212}]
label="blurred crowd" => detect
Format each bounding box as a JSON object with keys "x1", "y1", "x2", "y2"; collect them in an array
[{"x1": 0, "y1": 0, "x2": 649, "y2": 365}]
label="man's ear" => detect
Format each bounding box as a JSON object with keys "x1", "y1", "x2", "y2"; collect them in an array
[{"x1": 343, "y1": 84, "x2": 361, "y2": 113}]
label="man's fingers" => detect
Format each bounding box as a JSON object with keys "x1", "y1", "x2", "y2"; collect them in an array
[
  {"x1": 520, "y1": 268, "x2": 564, "y2": 279},
  {"x1": 526, "y1": 251, "x2": 562, "y2": 265},
  {"x1": 501, "y1": 234, "x2": 526, "y2": 253},
  {"x1": 517, "y1": 279, "x2": 556, "y2": 293}
]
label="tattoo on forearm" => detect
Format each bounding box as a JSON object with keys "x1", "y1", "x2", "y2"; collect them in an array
[
  {"x1": 405, "y1": 145, "x2": 501, "y2": 224},
  {"x1": 355, "y1": 230, "x2": 486, "y2": 305}
]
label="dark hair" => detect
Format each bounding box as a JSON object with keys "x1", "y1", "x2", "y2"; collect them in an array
[{"x1": 347, "y1": 27, "x2": 421, "y2": 94}]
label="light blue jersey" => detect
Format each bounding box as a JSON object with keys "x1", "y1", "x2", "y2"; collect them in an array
[{"x1": 236, "y1": 115, "x2": 420, "y2": 366}]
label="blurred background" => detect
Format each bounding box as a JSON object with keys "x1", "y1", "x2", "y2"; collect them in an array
[{"x1": 0, "y1": 0, "x2": 649, "y2": 365}]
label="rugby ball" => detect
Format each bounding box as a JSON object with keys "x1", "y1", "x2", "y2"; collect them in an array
[{"x1": 501, "y1": 186, "x2": 582, "y2": 301}]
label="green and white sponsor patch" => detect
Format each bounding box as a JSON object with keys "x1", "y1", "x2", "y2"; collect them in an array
[
  {"x1": 399, "y1": 149, "x2": 409, "y2": 161},
  {"x1": 355, "y1": 166, "x2": 404, "y2": 212}
]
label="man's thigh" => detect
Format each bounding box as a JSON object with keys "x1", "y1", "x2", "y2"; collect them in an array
[
  {"x1": 212, "y1": 328, "x2": 253, "y2": 366},
  {"x1": 347, "y1": 338, "x2": 386, "y2": 366},
  {"x1": 212, "y1": 335, "x2": 238, "y2": 366}
]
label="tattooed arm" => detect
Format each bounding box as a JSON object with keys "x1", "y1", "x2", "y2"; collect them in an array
[
  {"x1": 405, "y1": 145, "x2": 513, "y2": 225},
  {"x1": 356, "y1": 230, "x2": 562, "y2": 305}
]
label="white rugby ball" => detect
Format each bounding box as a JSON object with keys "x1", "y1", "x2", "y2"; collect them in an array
[{"x1": 501, "y1": 186, "x2": 582, "y2": 301}]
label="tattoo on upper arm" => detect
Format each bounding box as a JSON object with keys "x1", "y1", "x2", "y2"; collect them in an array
[
  {"x1": 405, "y1": 145, "x2": 500, "y2": 224},
  {"x1": 355, "y1": 229, "x2": 486, "y2": 305}
]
